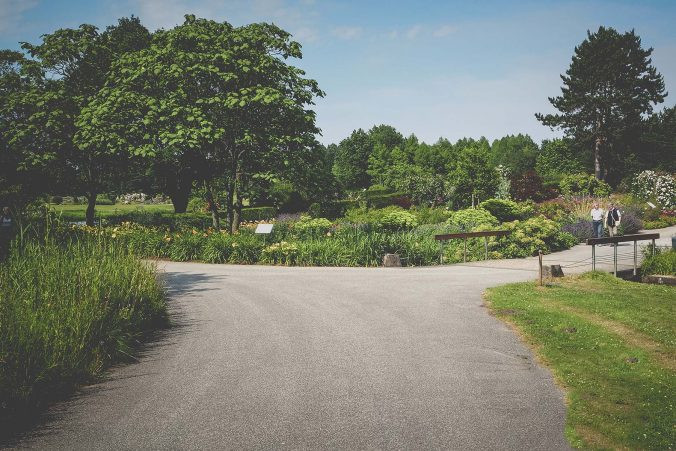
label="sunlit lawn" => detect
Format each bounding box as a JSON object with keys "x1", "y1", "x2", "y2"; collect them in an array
[{"x1": 485, "y1": 272, "x2": 675, "y2": 449}]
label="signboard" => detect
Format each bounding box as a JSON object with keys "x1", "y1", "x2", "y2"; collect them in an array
[{"x1": 255, "y1": 223, "x2": 274, "y2": 234}]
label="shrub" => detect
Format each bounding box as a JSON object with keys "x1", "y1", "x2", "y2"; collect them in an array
[
  {"x1": 562, "y1": 219, "x2": 593, "y2": 243},
  {"x1": 240, "y1": 206, "x2": 277, "y2": 222},
  {"x1": 167, "y1": 231, "x2": 205, "y2": 261},
  {"x1": 410, "y1": 206, "x2": 453, "y2": 225},
  {"x1": 494, "y1": 216, "x2": 577, "y2": 257},
  {"x1": 307, "y1": 202, "x2": 322, "y2": 218},
  {"x1": 378, "y1": 210, "x2": 418, "y2": 230},
  {"x1": 50, "y1": 195, "x2": 63, "y2": 205},
  {"x1": 0, "y1": 235, "x2": 166, "y2": 422},
  {"x1": 479, "y1": 199, "x2": 535, "y2": 222},
  {"x1": 631, "y1": 170, "x2": 676, "y2": 209},
  {"x1": 227, "y1": 234, "x2": 264, "y2": 264},
  {"x1": 641, "y1": 249, "x2": 676, "y2": 276},
  {"x1": 293, "y1": 216, "x2": 333, "y2": 237},
  {"x1": 95, "y1": 194, "x2": 115, "y2": 205},
  {"x1": 560, "y1": 173, "x2": 611, "y2": 197},
  {"x1": 261, "y1": 241, "x2": 299, "y2": 265},
  {"x1": 201, "y1": 233, "x2": 234, "y2": 263},
  {"x1": 447, "y1": 208, "x2": 498, "y2": 231},
  {"x1": 617, "y1": 211, "x2": 643, "y2": 235},
  {"x1": 510, "y1": 170, "x2": 553, "y2": 201},
  {"x1": 187, "y1": 196, "x2": 206, "y2": 213},
  {"x1": 343, "y1": 206, "x2": 404, "y2": 226},
  {"x1": 536, "y1": 200, "x2": 570, "y2": 222}
]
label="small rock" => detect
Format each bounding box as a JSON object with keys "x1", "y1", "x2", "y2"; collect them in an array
[
  {"x1": 543, "y1": 265, "x2": 564, "y2": 278},
  {"x1": 383, "y1": 253, "x2": 401, "y2": 267}
]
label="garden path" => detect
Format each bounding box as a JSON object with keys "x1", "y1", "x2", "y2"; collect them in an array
[
  {"x1": 17, "y1": 227, "x2": 674, "y2": 449},
  {"x1": 16, "y1": 262, "x2": 571, "y2": 449}
]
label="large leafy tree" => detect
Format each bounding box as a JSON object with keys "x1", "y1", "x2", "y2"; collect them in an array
[
  {"x1": 640, "y1": 105, "x2": 676, "y2": 172},
  {"x1": 79, "y1": 16, "x2": 323, "y2": 231},
  {"x1": 0, "y1": 50, "x2": 51, "y2": 211},
  {"x1": 446, "y1": 141, "x2": 498, "y2": 208},
  {"x1": 333, "y1": 128, "x2": 372, "y2": 189},
  {"x1": 490, "y1": 134, "x2": 538, "y2": 176},
  {"x1": 535, "y1": 138, "x2": 585, "y2": 181},
  {"x1": 536, "y1": 26, "x2": 666, "y2": 182},
  {"x1": 5, "y1": 17, "x2": 151, "y2": 225}
]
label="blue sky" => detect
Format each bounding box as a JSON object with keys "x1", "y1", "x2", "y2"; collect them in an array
[{"x1": 1, "y1": 0, "x2": 675, "y2": 145}]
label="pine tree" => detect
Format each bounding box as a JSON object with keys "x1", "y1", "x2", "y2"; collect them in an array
[{"x1": 536, "y1": 26, "x2": 666, "y2": 181}]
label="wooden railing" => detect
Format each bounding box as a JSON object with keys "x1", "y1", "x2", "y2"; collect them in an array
[
  {"x1": 435, "y1": 230, "x2": 511, "y2": 263},
  {"x1": 585, "y1": 232, "x2": 660, "y2": 276}
]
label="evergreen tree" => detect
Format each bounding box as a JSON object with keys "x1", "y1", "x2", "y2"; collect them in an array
[{"x1": 536, "y1": 26, "x2": 666, "y2": 182}]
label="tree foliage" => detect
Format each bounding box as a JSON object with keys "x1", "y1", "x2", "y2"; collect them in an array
[
  {"x1": 536, "y1": 26, "x2": 666, "y2": 182},
  {"x1": 77, "y1": 15, "x2": 323, "y2": 230}
]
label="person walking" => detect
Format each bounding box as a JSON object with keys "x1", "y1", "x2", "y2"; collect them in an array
[
  {"x1": 605, "y1": 203, "x2": 621, "y2": 238},
  {"x1": 591, "y1": 202, "x2": 604, "y2": 238}
]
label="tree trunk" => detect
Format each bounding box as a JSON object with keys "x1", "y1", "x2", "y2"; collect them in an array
[
  {"x1": 203, "y1": 181, "x2": 220, "y2": 230},
  {"x1": 231, "y1": 170, "x2": 242, "y2": 233},
  {"x1": 85, "y1": 192, "x2": 97, "y2": 226},
  {"x1": 594, "y1": 136, "x2": 603, "y2": 180},
  {"x1": 225, "y1": 178, "x2": 234, "y2": 233},
  {"x1": 169, "y1": 171, "x2": 193, "y2": 213}
]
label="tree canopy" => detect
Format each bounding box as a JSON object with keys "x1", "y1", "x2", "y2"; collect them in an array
[{"x1": 536, "y1": 26, "x2": 666, "y2": 182}]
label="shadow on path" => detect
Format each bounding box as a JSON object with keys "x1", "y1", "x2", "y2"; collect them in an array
[{"x1": 0, "y1": 270, "x2": 221, "y2": 447}]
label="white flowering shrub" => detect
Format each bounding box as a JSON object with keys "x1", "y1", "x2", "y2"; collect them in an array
[{"x1": 632, "y1": 170, "x2": 676, "y2": 209}]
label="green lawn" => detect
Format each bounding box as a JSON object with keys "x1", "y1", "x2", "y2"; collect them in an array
[
  {"x1": 50, "y1": 203, "x2": 175, "y2": 220},
  {"x1": 485, "y1": 273, "x2": 675, "y2": 450}
]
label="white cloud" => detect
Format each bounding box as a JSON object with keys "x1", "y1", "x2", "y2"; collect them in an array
[
  {"x1": 0, "y1": 0, "x2": 38, "y2": 35},
  {"x1": 433, "y1": 24, "x2": 456, "y2": 38},
  {"x1": 130, "y1": 0, "x2": 321, "y2": 43},
  {"x1": 405, "y1": 24, "x2": 422, "y2": 39},
  {"x1": 292, "y1": 26, "x2": 319, "y2": 43},
  {"x1": 331, "y1": 26, "x2": 362, "y2": 40}
]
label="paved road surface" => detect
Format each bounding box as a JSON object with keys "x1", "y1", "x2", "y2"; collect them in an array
[{"x1": 12, "y1": 262, "x2": 572, "y2": 450}]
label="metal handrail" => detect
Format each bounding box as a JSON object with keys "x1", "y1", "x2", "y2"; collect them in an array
[{"x1": 585, "y1": 233, "x2": 660, "y2": 276}]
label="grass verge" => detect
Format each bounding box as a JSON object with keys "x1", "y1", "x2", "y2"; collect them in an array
[
  {"x1": 484, "y1": 272, "x2": 675, "y2": 449},
  {"x1": 0, "y1": 235, "x2": 167, "y2": 437}
]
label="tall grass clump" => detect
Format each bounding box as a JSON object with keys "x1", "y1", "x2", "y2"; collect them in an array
[{"x1": 0, "y1": 234, "x2": 167, "y2": 428}]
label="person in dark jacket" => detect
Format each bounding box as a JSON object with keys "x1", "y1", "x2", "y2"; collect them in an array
[{"x1": 605, "y1": 203, "x2": 621, "y2": 237}]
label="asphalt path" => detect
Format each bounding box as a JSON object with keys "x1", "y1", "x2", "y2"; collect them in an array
[{"x1": 11, "y1": 262, "x2": 572, "y2": 450}]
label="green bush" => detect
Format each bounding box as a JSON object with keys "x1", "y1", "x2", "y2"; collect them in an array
[
  {"x1": 228, "y1": 234, "x2": 264, "y2": 264},
  {"x1": 493, "y1": 216, "x2": 577, "y2": 258},
  {"x1": 410, "y1": 206, "x2": 453, "y2": 225},
  {"x1": 378, "y1": 210, "x2": 418, "y2": 230},
  {"x1": 50, "y1": 195, "x2": 63, "y2": 205},
  {"x1": 560, "y1": 173, "x2": 611, "y2": 197},
  {"x1": 293, "y1": 216, "x2": 333, "y2": 237},
  {"x1": 201, "y1": 233, "x2": 234, "y2": 263},
  {"x1": 343, "y1": 206, "x2": 402, "y2": 226},
  {"x1": 641, "y1": 249, "x2": 676, "y2": 276},
  {"x1": 479, "y1": 199, "x2": 535, "y2": 222},
  {"x1": 95, "y1": 194, "x2": 115, "y2": 205},
  {"x1": 240, "y1": 206, "x2": 277, "y2": 222},
  {"x1": 446, "y1": 208, "x2": 499, "y2": 231},
  {"x1": 167, "y1": 231, "x2": 205, "y2": 261},
  {"x1": 187, "y1": 196, "x2": 205, "y2": 213},
  {"x1": 0, "y1": 235, "x2": 166, "y2": 422},
  {"x1": 260, "y1": 241, "x2": 299, "y2": 265}
]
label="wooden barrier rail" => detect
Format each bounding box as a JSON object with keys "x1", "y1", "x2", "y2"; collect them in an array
[
  {"x1": 435, "y1": 230, "x2": 511, "y2": 263},
  {"x1": 585, "y1": 232, "x2": 660, "y2": 276}
]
